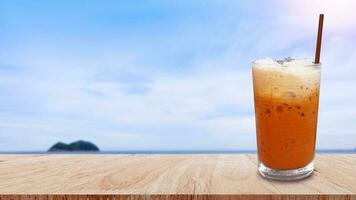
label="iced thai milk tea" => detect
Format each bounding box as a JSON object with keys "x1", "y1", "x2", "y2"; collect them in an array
[{"x1": 252, "y1": 58, "x2": 321, "y2": 180}]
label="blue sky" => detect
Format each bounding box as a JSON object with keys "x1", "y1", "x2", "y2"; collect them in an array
[{"x1": 0, "y1": 0, "x2": 356, "y2": 151}]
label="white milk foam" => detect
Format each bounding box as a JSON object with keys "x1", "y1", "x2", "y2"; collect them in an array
[
  {"x1": 252, "y1": 58, "x2": 321, "y2": 99},
  {"x1": 253, "y1": 58, "x2": 320, "y2": 80}
]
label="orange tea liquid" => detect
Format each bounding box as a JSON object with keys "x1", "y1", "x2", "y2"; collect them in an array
[{"x1": 253, "y1": 59, "x2": 320, "y2": 170}]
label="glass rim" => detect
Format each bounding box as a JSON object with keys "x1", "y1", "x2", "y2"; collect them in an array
[{"x1": 252, "y1": 58, "x2": 322, "y2": 67}]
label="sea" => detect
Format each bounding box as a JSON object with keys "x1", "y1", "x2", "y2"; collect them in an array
[{"x1": 0, "y1": 149, "x2": 355, "y2": 154}]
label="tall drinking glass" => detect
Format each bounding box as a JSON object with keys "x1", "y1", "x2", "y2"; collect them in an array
[{"x1": 252, "y1": 58, "x2": 321, "y2": 181}]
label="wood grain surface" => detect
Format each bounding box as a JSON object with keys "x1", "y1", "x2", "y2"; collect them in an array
[{"x1": 0, "y1": 154, "x2": 355, "y2": 199}]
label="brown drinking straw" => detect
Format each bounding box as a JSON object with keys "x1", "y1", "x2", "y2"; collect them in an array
[{"x1": 314, "y1": 14, "x2": 324, "y2": 64}]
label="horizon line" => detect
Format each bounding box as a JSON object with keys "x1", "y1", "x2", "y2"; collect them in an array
[{"x1": 0, "y1": 149, "x2": 355, "y2": 154}]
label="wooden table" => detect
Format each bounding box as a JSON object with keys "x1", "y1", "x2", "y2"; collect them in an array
[{"x1": 0, "y1": 154, "x2": 355, "y2": 200}]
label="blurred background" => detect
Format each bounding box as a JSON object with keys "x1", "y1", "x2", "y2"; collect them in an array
[{"x1": 0, "y1": 0, "x2": 355, "y2": 152}]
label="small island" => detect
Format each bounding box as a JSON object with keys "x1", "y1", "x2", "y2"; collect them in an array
[{"x1": 48, "y1": 140, "x2": 99, "y2": 152}]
